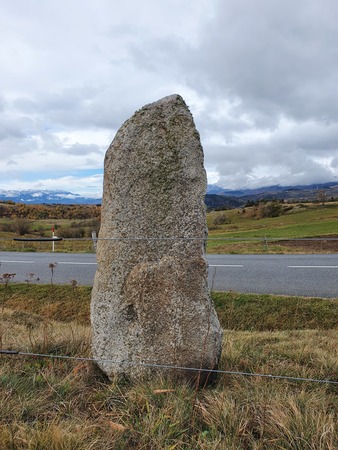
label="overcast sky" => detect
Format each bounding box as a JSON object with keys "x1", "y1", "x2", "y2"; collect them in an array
[{"x1": 1, "y1": 0, "x2": 338, "y2": 196}]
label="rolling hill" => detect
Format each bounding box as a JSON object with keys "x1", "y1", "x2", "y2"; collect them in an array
[{"x1": 0, "y1": 181, "x2": 337, "y2": 208}]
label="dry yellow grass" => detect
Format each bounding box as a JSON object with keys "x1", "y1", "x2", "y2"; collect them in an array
[{"x1": 0, "y1": 300, "x2": 337, "y2": 449}]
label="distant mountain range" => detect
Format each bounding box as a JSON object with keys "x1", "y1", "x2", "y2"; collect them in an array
[
  {"x1": 0, "y1": 189, "x2": 101, "y2": 205},
  {"x1": 0, "y1": 182, "x2": 337, "y2": 208},
  {"x1": 205, "y1": 181, "x2": 338, "y2": 209}
]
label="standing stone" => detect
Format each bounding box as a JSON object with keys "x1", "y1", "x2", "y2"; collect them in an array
[{"x1": 91, "y1": 94, "x2": 223, "y2": 383}]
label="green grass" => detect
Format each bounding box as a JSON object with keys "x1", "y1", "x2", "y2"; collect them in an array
[
  {"x1": 209, "y1": 220, "x2": 338, "y2": 239},
  {"x1": 1, "y1": 284, "x2": 91, "y2": 324},
  {"x1": 207, "y1": 203, "x2": 338, "y2": 233},
  {"x1": 213, "y1": 291, "x2": 338, "y2": 331},
  {"x1": 0, "y1": 284, "x2": 337, "y2": 448},
  {"x1": 0, "y1": 235, "x2": 94, "y2": 253},
  {"x1": 2, "y1": 284, "x2": 337, "y2": 331},
  {"x1": 0, "y1": 217, "x2": 97, "y2": 253},
  {"x1": 206, "y1": 203, "x2": 338, "y2": 253}
]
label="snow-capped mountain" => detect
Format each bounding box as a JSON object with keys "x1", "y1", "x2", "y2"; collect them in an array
[
  {"x1": 0, "y1": 189, "x2": 101, "y2": 204},
  {"x1": 0, "y1": 181, "x2": 337, "y2": 207}
]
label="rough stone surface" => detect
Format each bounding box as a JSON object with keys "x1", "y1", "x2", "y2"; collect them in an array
[{"x1": 91, "y1": 94, "x2": 223, "y2": 382}]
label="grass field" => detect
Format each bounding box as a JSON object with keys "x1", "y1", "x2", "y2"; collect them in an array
[
  {"x1": 1, "y1": 202, "x2": 337, "y2": 254},
  {"x1": 0, "y1": 284, "x2": 337, "y2": 449},
  {"x1": 207, "y1": 202, "x2": 338, "y2": 254},
  {"x1": 0, "y1": 217, "x2": 96, "y2": 253}
]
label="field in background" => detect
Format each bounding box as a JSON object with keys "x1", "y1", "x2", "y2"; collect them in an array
[
  {"x1": 0, "y1": 284, "x2": 337, "y2": 448},
  {"x1": 207, "y1": 202, "x2": 338, "y2": 254},
  {"x1": 0, "y1": 202, "x2": 337, "y2": 253}
]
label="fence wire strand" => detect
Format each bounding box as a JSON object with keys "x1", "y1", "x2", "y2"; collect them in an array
[
  {"x1": 0, "y1": 349, "x2": 337, "y2": 385},
  {"x1": 1, "y1": 237, "x2": 338, "y2": 242}
]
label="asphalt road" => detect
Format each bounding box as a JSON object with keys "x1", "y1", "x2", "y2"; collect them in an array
[{"x1": 0, "y1": 251, "x2": 337, "y2": 298}]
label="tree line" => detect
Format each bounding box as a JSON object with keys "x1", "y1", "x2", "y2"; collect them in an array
[{"x1": 0, "y1": 202, "x2": 101, "y2": 220}]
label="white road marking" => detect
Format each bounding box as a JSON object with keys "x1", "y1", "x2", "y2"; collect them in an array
[
  {"x1": 209, "y1": 264, "x2": 243, "y2": 268},
  {"x1": 0, "y1": 260, "x2": 34, "y2": 263},
  {"x1": 288, "y1": 265, "x2": 338, "y2": 269},
  {"x1": 57, "y1": 262, "x2": 97, "y2": 265}
]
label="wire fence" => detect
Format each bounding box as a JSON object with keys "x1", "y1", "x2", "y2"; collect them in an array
[
  {"x1": 1, "y1": 349, "x2": 337, "y2": 385},
  {"x1": 1, "y1": 236, "x2": 338, "y2": 241},
  {"x1": 1, "y1": 236, "x2": 338, "y2": 254}
]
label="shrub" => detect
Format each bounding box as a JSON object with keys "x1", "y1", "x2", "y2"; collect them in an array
[
  {"x1": 0, "y1": 222, "x2": 14, "y2": 232},
  {"x1": 58, "y1": 227, "x2": 86, "y2": 239},
  {"x1": 212, "y1": 213, "x2": 232, "y2": 226},
  {"x1": 15, "y1": 218, "x2": 31, "y2": 236}
]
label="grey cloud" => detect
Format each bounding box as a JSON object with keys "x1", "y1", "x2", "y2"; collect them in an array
[
  {"x1": 0, "y1": 97, "x2": 5, "y2": 113},
  {"x1": 0, "y1": 120, "x2": 26, "y2": 141},
  {"x1": 214, "y1": 137, "x2": 337, "y2": 188},
  {"x1": 65, "y1": 143, "x2": 102, "y2": 156},
  {"x1": 184, "y1": 0, "x2": 338, "y2": 124},
  {"x1": 159, "y1": 0, "x2": 338, "y2": 186},
  {"x1": 129, "y1": 0, "x2": 338, "y2": 124},
  {"x1": 11, "y1": 80, "x2": 159, "y2": 132},
  {"x1": 7, "y1": 159, "x2": 18, "y2": 166},
  {"x1": 331, "y1": 157, "x2": 338, "y2": 169}
]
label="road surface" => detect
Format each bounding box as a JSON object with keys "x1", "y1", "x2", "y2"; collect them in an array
[{"x1": 0, "y1": 251, "x2": 337, "y2": 298}]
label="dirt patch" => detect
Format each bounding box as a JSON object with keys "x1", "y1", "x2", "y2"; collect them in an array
[{"x1": 277, "y1": 235, "x2": 338, "y2": 253}]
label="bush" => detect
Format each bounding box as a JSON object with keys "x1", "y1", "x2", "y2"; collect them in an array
[
  {"x1": 0, "y1": 222, "x2": 14, "y2": 232},
  {"x1": 245, "y1": 201, "x2": 284, "y2": 219},
  {"x1": 58, "y1": 227, "x2": 86, "y2": 238},
  {"x1": 212, "y1": 213, "x2": 232, "y2": 226},
  {"x1": 15, "y1": 218, "x2": 31, "y2": 236}
]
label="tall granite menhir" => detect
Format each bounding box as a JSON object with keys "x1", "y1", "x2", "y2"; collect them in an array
[{"x1": 91, "y1": 94, "x2": 223, "y2": 382}]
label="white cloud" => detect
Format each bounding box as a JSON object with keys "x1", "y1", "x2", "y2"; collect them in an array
[
  {"x1": 0, "y1": 0, "x2": 338, "y2": 193},
  {"x1": 0, "y1": 174, "x2": 103, "y2": 197}
]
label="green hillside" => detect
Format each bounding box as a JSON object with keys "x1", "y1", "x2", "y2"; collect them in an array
[{"x1": 207, "y1": 202, "x2": 338, "y2": 253}]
